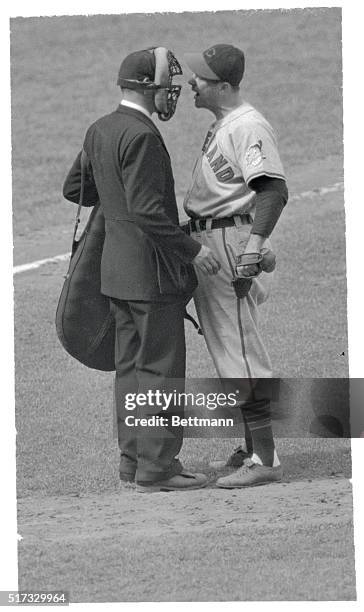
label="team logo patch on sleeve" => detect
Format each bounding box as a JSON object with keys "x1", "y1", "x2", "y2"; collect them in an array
[{"x1": 245, "y1": 140, "x2": 266, "y2": 168}]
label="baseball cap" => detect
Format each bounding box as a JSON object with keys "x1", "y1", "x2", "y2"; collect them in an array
[
  {"x1": 117, "y1": 50, "x2": 155, "y2": 85},
  {"x1": 185, "y1": 44, "x2": 245, "y2": 86}
]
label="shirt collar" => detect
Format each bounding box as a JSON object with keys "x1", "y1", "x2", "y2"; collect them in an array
[
  {"x1": 120, "y1": 99, "x2": 153, "y2": 120},
  {"x1": 214, "y1": 101, "x2": 254, "y2": 128}
]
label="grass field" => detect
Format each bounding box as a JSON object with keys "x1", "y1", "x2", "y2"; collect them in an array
[
  {"x1": 11, "y1": 7, "x2": 355, "y2": 602},
  {"x1": 10, "y1": 9, "x2": 343, "y2": 234}
]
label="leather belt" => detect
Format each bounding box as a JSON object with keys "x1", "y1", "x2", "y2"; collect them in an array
[{"x1": 182, "y1": 214, "x2": 252, "y2": 235}]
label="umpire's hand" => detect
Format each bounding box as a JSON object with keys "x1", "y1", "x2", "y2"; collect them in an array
[{"x1": 192, "y1": 245, "x2": 221, "y2": 275}]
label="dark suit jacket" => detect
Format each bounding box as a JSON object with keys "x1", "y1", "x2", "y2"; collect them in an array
[{"x1": 63, "y1": 105, "x2": 200, "y2": 301}]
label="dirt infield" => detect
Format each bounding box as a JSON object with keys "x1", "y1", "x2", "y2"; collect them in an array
[{"x1": 18, "y1": 477, "x2": 355, "y2": 601}]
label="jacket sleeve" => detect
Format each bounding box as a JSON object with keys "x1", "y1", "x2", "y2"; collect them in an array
[
  {"x1": 62, "y1": 150, "x2": 99, "y2": 207},
  {"x1": 122, "y1": 132, "x2": 201, "y2": 263}
]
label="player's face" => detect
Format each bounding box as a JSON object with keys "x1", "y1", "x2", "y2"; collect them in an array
[{"x1": 188, "y1": 75, "x2": 221, "y2": 112}]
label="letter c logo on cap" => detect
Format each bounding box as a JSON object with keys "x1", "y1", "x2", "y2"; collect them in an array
[{"x1": 205, "y1": 47, "x2": 216, "y2": 58}]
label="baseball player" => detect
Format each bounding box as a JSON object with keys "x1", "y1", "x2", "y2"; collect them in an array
[{"x1": 183, "y1": 44, "x2": 289, "y2": 487}]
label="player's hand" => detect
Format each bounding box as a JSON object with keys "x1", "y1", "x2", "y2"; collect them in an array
[
  {"x1": 192, "y1": 245, "x2": 221, "y2": 275},
  {"x1": 260, "y1": 248, "x2": 276, "y2": 273},
  {"x1": 237, "y1": 263, "x2": 260, "y2": 277}
]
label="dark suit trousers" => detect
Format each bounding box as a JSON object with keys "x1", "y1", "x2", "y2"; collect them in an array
[{"x1": 110, "y1": 297, "x2": 186, "y2": 484}]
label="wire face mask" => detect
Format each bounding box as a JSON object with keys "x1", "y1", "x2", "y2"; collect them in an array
[
  {"x1": 155, "y1": 50, "x2": 182, "y2": 121},
  {"x1": 117, "y1": 47, "x2": 183, "y2": 121}
]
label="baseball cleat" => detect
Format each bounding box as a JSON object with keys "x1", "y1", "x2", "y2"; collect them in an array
[
  {"x1": 209, "y1": 445, "x2": 250, "y2": 470},
  {"x1": 136, "y1": 470, "x2": 208, "y2": 493},
  {"x1": 216, "y1": 458, "x2": 283, "y2": 488}
]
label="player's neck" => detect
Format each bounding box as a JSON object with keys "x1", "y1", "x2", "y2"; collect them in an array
[{"x1": 213, "y1": 92, "x2": 244, "y2": 120}]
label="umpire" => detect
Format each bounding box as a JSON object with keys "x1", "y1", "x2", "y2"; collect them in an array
[{"x1": 63, "y1": 47, "x2": 219, "y2": 493}]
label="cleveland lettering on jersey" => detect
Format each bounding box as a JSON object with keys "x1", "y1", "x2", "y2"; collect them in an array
[{"x1": 205, "y1": 143, "x2": 235, "y2": 183}]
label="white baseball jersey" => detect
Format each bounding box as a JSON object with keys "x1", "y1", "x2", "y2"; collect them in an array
[{"x1": 183, "y1": 101, "x2": 285, "y2": 219}]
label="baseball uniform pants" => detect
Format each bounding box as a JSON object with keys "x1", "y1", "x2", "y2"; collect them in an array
[{"x1": 190, "y1": 218, "x2": 273, "y2": 379}]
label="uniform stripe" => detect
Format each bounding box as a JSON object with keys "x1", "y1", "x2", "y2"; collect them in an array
[
  {"x1": 221, "y1": 227, "x2": 235, "y2": 277},
  {"x1": 236, "y1": 299, "x2": 254, "y2": 381},
  {"x1": 221, "y1": 226, "x2": 254, "y2": 382}
]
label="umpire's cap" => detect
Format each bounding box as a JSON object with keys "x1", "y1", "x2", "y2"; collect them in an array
[{"x1": 117, "y1": 50, "x2": 156, "y2": 86}]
